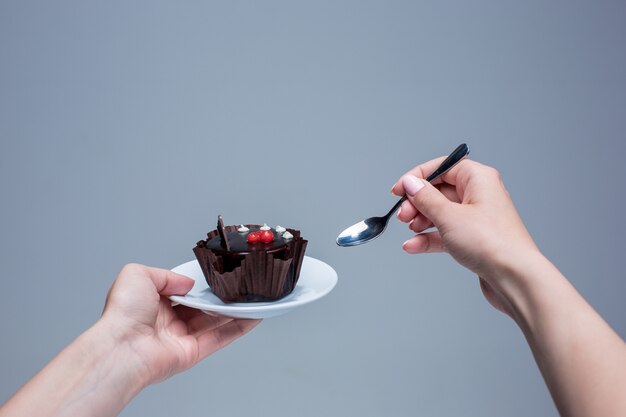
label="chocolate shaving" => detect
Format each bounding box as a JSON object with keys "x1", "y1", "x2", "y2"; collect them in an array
[{"x1": 216, "y1": 215, "x2": 230, "y2": 251}]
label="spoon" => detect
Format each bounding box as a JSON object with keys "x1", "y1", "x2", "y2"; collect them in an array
[{"x1": 336, "y1": 143, "x2": 470, "y2": 247}]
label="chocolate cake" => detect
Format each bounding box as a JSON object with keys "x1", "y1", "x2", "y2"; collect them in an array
[{"x1": 193, "y1": 216, "x2": 308, "y2": 303}]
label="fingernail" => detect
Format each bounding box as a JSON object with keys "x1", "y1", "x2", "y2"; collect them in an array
[
  {"x1": 402, "y1": 175, "x2": 425, "y2": 196},
  {"x1": 397, "y1": 206, "x2": 402, "y2": 217},
  {"x1": 391, "y1": 185, "x2": 398, "y2": 195}
]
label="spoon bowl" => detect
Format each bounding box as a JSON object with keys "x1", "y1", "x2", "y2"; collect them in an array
[
  {"x1": 336, "y1": 217, "x2": 387, "y2": 247},
  {"x1": 336, "y1": 143, "x2": 470, "y2": 247}
]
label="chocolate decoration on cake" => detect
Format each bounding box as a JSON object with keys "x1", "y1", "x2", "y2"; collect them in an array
[
  {"x1": 193, "y1": 223, "x2": 308, "y2": 303},
  {"x1": 216, "y1": 215, "x2": 230, "y2": 251}
]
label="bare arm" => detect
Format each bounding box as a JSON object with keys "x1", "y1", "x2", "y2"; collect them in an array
[
  {"x1": 392, "y1": 158, "x2": 626, "y2": 417},
  {"x1": 0, "y1": 320, "x2": 144, "y2": 417},
  {"x1": 498, "y1": 251, "x2": 626, "y2": 417},
  {"x1": 0, "y1": 264, "x2": 260, "y2": 417}
]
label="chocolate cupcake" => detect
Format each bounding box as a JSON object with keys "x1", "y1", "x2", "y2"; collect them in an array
[{"x1": 193, "y1": 216, "x2": 308, "y2": 303}]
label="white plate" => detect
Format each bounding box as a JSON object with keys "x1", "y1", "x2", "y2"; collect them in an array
[{"x1": 169, "y1": 256, "x2": 338, "y2": 319}]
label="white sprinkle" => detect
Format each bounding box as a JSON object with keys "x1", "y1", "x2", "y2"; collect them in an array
[
  {"x1": 260, "y1": 223, "x2": 271, "y2": 231},
  {"x1": 238, "y1": 225, "x2": 249, "y2": 233},
  {"x1": 282, "y1": 231, "x2": 294, "y2": 240},
  {"x1": 275, "y1": 225, "x2": 286, "y2": 234}
]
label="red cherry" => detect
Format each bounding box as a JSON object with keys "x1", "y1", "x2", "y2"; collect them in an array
[
  {"x1": 247, "y1": 232, "x2": 260, "y2": 243},
  {"x1": 259, "y1": 230, "x2": 274, "y2": 243}
]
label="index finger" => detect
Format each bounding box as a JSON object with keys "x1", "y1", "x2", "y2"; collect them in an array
[{"x1": 391, "y1": 157, "x2": 486, "y2": 196}]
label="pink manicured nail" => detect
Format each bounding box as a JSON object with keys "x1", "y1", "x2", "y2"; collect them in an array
[{"x1": 402, "y1": 175, "x2": 425, "y2": 196}]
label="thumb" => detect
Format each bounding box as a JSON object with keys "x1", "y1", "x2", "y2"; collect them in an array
[
  {"x1": 143, "y1": 266, "x2": 195, "y2": 296},
  {"x1": 116, "y1": 264, "x2": 195, "y2": 297},
  {"x1": 401, "y1": 175, "x2": 453, "y2": 226},
  {"x1": 103, "y1": 264, "x2": 195, "y2": 319}
]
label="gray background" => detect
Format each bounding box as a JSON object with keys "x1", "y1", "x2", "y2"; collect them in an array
[{"x1": 1, "y1": 1, "x2": 625, "y2": 416}]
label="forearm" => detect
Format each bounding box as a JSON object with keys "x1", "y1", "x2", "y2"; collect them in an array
[
  {"x1": 492, "y1": 251, "x2": 626, "y2": 417},
  {"x1": 0, "y1": 320, "x2": 147, "y2": 417}
]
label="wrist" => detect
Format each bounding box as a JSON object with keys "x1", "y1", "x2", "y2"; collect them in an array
[
  {"x1": 82, "y1": 318, "x2": 151, "y2": 398},
  {"x1": 481, "y1": 248, "x2": 562, "y2": 330},
  {"x1": 485, "y1": 247, "x2": 547, "y2": 286}
]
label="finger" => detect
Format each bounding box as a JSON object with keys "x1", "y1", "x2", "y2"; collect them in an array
[
  {"x1": 402, "y1": 231, "x2": 445, "y2": 254},
  {"x1": 399, "y1": 183, "x2": 461, "y2": 224},
  {"x1": 438, "y1": 183, "x2": 461, "y2": 203},
  {"x1": 172, "y1": 304, "x2": 203, "y2": 322},
  {"x1": 187, "y1": 314, "x2": 234, "y2": 336},
  {"x1": 196, "y1": 319, "x2": 262, "y2": 359},
  {"x1": 409, "y1": 215, "x2": 434, "y2": 233},
  {"x1": 392, "y1": 156, "x2": 447, "y2": 195},
  {"x1": 392, "y1": 158, "x2": 491, "y2": 196},
  {"x1": 173, "y1": 304, "x2": 219, "y2": 325},
  {"x1": 120, "y1": 263, "x2": 195, "y2": 296},
  {"x1": 401, "y1": 176, "x2": 456, "y2": 226},
  {"x1": 397, "y1": 199, "x2": 417, "y2": 222}
]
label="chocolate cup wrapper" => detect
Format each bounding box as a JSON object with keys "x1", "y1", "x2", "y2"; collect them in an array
[{"x1": 194, "y1": 225, "x2": 308, "y2": 303}]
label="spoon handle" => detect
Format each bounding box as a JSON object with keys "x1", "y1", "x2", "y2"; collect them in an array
[
  {"x1": 384, "y1": 143, "x2": 470, "y2": 219},
  {"x1": 425, "y1": 143, "x2": 470, "y2": 182}
]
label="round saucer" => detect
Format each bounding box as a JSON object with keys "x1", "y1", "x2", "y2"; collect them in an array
[{"x1": 169, "y1": 256, "x2": 338, "y2": 319}]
